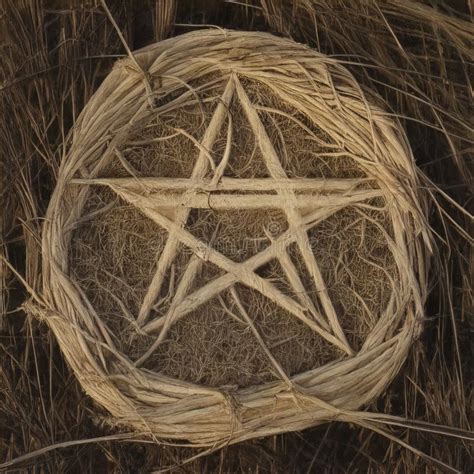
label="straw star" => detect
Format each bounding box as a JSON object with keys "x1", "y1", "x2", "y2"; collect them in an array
[{"x1": 77, "y1": 75, "x2": 382, "y2": 371}]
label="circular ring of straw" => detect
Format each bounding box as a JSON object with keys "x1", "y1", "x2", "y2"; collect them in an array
[{"x1": 39, "y1": 30, "x2": 431, "y2": 445}]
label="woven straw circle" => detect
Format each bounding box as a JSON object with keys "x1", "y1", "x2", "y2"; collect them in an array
[{"x1": 40, "y1": 30, "x2": 431, "y2": 445}]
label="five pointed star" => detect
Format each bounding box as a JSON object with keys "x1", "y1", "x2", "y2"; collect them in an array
[{"x1": 76, "y1": 75, "x2": 383, "y2": 372}]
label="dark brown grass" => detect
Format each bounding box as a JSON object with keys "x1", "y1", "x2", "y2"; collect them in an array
[{"x1": 1, "y1": 0, "x2": 472, "y2": 472}]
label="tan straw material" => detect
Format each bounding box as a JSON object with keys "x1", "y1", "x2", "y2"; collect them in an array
[{"x1": 38, "y1": 29, "x2": 431, "y2": 445}]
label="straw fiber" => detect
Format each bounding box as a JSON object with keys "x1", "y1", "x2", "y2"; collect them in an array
[{"x1": 38, "y1": 30, "x2": 431, "y2": 445}]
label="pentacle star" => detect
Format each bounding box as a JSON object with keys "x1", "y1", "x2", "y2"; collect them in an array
[{"x1": 82, "y1": 75, "x2": 382, "y2": 372}]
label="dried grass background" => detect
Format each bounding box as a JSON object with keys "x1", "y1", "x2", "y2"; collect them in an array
[{"x1": 0, "y1": 0, "x2": 472, "y2": 472}]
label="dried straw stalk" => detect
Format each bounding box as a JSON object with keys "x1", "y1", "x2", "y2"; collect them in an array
[{"x1": 36, "y1": 30, "x2": 431, "y2": 446}]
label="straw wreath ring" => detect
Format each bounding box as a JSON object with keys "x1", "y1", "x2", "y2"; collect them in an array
[{"x1": 39, "y1": 30, "x2": 431, "y2": 445}]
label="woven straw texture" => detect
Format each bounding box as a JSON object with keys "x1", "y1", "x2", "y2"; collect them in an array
[{"x1": 38, "y1": 29, "x2": 431, "y2": 445}]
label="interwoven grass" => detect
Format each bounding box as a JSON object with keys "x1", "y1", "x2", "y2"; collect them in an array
[{"x1": 39, "y1": 30, "x2": 431, "y2": 446}]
